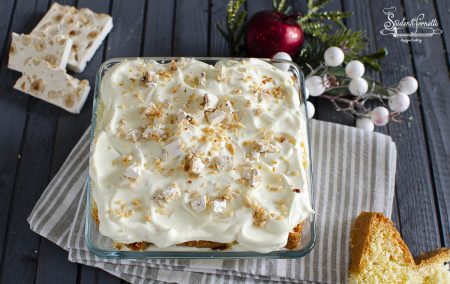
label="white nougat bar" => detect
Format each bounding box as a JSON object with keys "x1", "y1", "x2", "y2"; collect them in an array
[
  {"x1": 14, "y1": 58, "x2": 90, "y2": 113},
  {"x1": 31, "y1": 3, "x2": 113, "y2": 73},
  {"x1": 8, "y1": 32, "x2": 73, "y2": 72}
]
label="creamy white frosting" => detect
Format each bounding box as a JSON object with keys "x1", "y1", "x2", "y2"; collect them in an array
[{"x1": 90, "y1": 58, "x2": 314, "y2": 253}]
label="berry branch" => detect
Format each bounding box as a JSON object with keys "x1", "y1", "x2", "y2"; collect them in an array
[{"x1": 303, "y1": 47, "x2": 417, "y2": 129}]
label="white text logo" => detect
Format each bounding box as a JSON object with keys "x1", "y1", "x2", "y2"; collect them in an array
[{"x1": 379, "y1": 7, "x2": 442, "y2": 44}]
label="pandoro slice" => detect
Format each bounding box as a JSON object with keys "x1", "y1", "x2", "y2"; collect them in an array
[
  {"x1": 31, "y1": 2, "x2": 113, "y2": 73},
  {"x1": 14, "y1": 58, "x2": 90, "y2": 113},
  {"x1": 8, "y1": 32, "x2": 73, "y2": 72},
  {"x1": 349, "y1": 212, "x2": 450, "y2": 283}
]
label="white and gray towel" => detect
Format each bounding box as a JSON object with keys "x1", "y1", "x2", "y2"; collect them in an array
[{"x1": 28, "y1": 119, "x2": 397, "y2": 283}]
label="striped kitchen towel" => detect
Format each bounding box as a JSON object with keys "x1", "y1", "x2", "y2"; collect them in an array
[{"x1": 28, "y1": 119, "x2": 397, "y2": 283}]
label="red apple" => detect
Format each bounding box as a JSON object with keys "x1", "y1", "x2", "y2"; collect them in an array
[{"x1": 245, "y1": 11, "x2": 304, "y2": 58}]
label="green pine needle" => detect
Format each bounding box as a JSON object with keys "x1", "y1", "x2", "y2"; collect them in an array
[
  {"x1": 307, "y1": 0, "x2": 330, "y2": 11},
  {"x1": 322, "y1": 29, "x2": 367, "y2": 60},
  {"x1": 273, "y1": 0, "x2": 292, "y2": 14},
  {"x1": 309, "y1": 11, "x2": 351, "y2": 28},
  {"x1": 299, "y1": 7, "x2": 350, "y2": 35},
  {"x1": 218, "y1": 0, "x2": 247, "y2": 56}
]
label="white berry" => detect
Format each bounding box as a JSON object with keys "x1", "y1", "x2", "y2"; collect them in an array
[
  {"x1": 272, "y1": 52, "x2": 292, "y2": 72},
  {"x1": 355, "y1": 118, "x2": 374, "y2": 132},
  {"x1": 389, "y1": 92, "x2": 410, "y2": 113},
  {"x1": 273, "y1": 51, "x2": 291, "y2": 61},
  {"x1": 324, "y1": 46, "x2": 345, "y2": 67},
  {"x1": 304, "y1": 86, "x2": 310, "y2": 100},
  {"x1": 398, "y1": 76, "x2": 418, "y2": 95},
  {"x1": 306, "y1": 101, "x2": 315, "y2": 119},
  {"x1": 349, "y1": 78, "x2": 368, "y2": 96},
  {"x1": 305, "y1": 76, "x2": 325, "y2": 97},
  {"x1": 345, "y1": 60, "x2": 365, "y2": 79},
  {"x1": 370, "y1": 106, "x2": 390, "y2": 126}
]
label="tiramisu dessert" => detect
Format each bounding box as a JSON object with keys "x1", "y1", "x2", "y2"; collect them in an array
[{"x1": 89, "y1": 58, "x2": 313, "y2": 253}]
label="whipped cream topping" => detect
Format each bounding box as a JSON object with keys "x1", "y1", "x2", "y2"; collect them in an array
[{"x1": 90, "y1": 58, "x2": 314, "y2": 253}]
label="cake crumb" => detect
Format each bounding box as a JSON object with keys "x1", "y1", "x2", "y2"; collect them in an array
[{"x1": 143, "y1": 214, "x2": 152, "y2": 222}]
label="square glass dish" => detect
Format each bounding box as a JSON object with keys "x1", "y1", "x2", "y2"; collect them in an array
[{"x1": 85, "y1": 57, "x2": 316, "y2": 259}]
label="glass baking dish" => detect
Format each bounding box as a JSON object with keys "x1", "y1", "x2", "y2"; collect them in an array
[{"x1": 85, "y1": 57, "x2": 316, "y2": 259}]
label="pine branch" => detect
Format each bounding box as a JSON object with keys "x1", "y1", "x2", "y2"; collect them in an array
[
  {"x1": 301, "y1": 0, "x2": 332, "y2": 23},
  {"x1": 299, "y1": 1, "x2": 350, "y2": 37},
  {"x1": 307, "y1": 0, "x2": 330, "y2": 11},
  {"x1": 323, "y1": 29, "x2": 367, "y2": 60},
  {"x1": 216, "y1": 0, "x2": 247, "y2": 56},
  {"x1": 356, "y1": 48, "x2": 387, "y2": 71},
  {"x1": 298, "y1": 37, "x2": 328, "y2": 71},
  {"x1": 273, "y1": 0, "x2": 285, "y2": 12},
  {"x1": 301, "y1": 21, "x2": 330, "y2": 36},
  {"x1": 297, "y1": 0, "x2": 387, "y2": 71},
  {"x1": 309, "y1": 11, "x2": 351, "y2": 28},
  {"x1": 361, "y1": 48, "x2": 389, "y2": 60},
  {"x1": 299, "y1": 29, "x2": 387, "y2": 72},
  {"x1": 272, "y1": 0, "x2": 292, "y2": 14}
]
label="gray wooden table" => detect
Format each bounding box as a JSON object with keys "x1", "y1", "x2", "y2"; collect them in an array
[{"x1": 0, "y1": 0, "x2": 448, "y2": 283}]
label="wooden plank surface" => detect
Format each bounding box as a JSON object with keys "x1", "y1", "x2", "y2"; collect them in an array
[
  {"x1": 0, "y1": 0, "x2": 51, "y2": 277},
  {"x1": 0, "y1": 0, "x2": 448, "y2": 283},
  {"x1": 0, "y1": 0, "x2": 88, "y2": 281},
  {"x1": 433, "y1": 0, "x2": 450, "y2": 65},
  {"x1": 371, "y1": 0, "x2": 443, "y2": 255},
  {"x1": 79, "y1": 265, "x2": 123, "y2": 284},
  {"x1": 314, "y1": 0, "x2": 354, "y2": 126},
  {"x1": 106, "y1": 0, "x2": 146, "y2": 59},
  {"x1": 142, "y1": 0, "x2": 175, "y2": 57},
  {"x1": 246, "y1": 0, "x2": 272, "y2": 13},
  {"x1": 0, "y1": 0, "x2": 15, "y2": 60},
  {"x1": 0, "y1": 67, "x2": 59, "y2": 284},
  {"x1": 209, "y1": 0, "x2": 229, "y2": 57},
  {"x1": 35, "y1": 239, "x2": 78, "y2": 284},
  {"x1": 33, "y1": 0, "x2": 113, "y2": 283},
  {"x1": 402, "y1": 0, "x2": 450, "y2": 247},
  {"x1": 340, "y1": 0, "x2": 400, "y2": 248},
  {"x1": 173, "y1": 0, "x2": 208, "y2": 56}
]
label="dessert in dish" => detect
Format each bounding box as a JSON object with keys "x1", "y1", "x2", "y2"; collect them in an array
[
  {"x1": 350, "y1": 212, "x2": 450, "y2": 283},
  {"x1": 89, "y1": 58, "x2": 313, "y2": 253}
]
